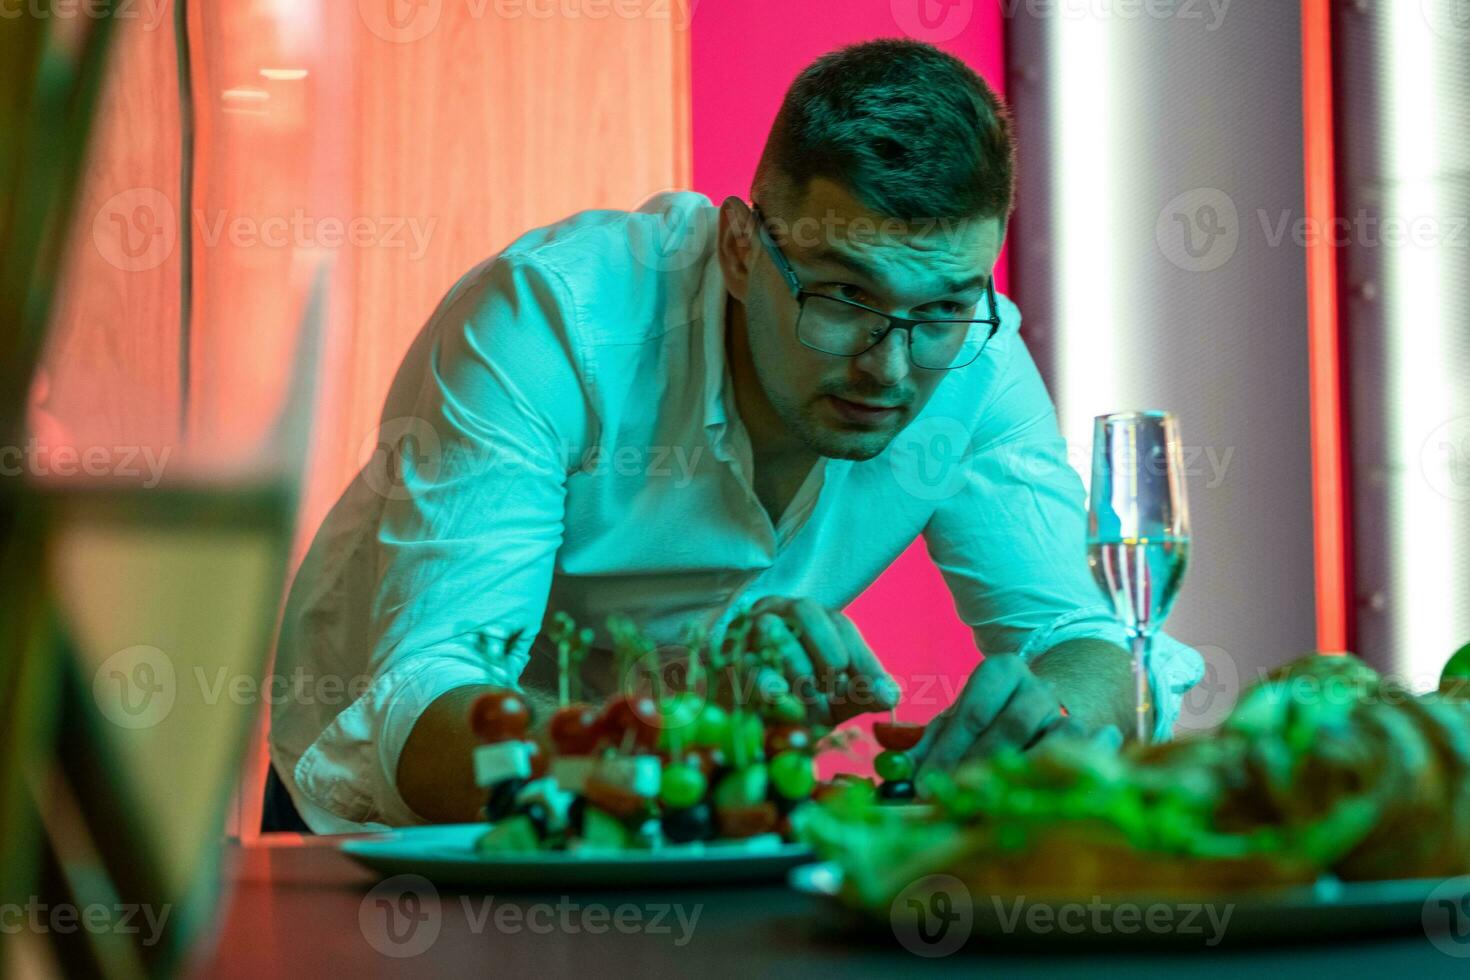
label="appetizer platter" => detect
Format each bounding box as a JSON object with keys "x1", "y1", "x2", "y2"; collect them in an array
[
  {"x1": 342, "y1": 611, "x2": 924, "y2": 886},
  {"x1": 793, "y1": 647, "x2": 1470, "y2": 945}
]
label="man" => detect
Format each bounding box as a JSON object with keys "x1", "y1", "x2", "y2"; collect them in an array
[{"x1": 268, "y1": 38, "x2": 1202, "y2": 833}]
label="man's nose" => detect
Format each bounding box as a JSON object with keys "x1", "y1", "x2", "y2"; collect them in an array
[{"x1": 854, "y1": 328, "x2": 911, "y2": 387}]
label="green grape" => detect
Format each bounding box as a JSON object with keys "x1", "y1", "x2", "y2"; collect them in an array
[
  {"x1": 693, "y1": 703, "x2": 730, "y2": 747},
  {"x1": 714, "y1": 764, "x2": 768, "y2": 807},
  {"x1": 658, "y1": 693, "x2": 705, "y2": 749},
  {"x1": 769, "y1": 751, "x2": 815, "y2": 800},
  {"x1": 660, "y1": 763, "x2": 708, "y2": 809},
  {"x1": 721, "y1": 712, "x2": 764, "y2": 763},
  {"x1": 768, "y1": 693, "x2": 805, "y2": 724},
  {"x1": 873, "y1": 750, "x2": 914, "y2": 783}
]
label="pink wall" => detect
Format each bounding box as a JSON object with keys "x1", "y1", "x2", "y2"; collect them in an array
[{"x1": 689, "y1": 2, "x2": 1010, "y2": 765}]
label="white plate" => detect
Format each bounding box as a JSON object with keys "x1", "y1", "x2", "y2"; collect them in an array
[
  {"x1": 340, "y1": 823, "x2": 814, "y2": 888},
  {"x1": 789, "y1": 862, "x2": 1470, "y2": 947}
]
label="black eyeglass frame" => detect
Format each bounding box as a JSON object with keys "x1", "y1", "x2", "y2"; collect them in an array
[{"x1": 749, "y1": 203, "x2": 1002, "y2": 371}]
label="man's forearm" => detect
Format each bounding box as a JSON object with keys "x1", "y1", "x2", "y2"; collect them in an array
[
  {"x1": 395, "y1": 683, "x2": 563, "y2": 823},
  {"x1": 1028, "y1": 637, "x2": 1154, "y2": 738}
]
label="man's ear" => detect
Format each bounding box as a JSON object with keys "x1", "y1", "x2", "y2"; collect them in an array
[{"x1": 716, "y1": 196, "x2": 754, "y2": 302}]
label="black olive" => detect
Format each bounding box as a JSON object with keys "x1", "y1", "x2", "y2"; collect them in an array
[
  {"x1": 518, "y1": 800, "x2": 551, "y2": 838},
  {"x1": 662, "y1": 802, "x2": 715, "y2": 844},
  {"x1": 877, "y1": 779, "x2": 916, "y2": 802},
  {"x1": 486, "y1": 777, "x2": 527, "y2": 821}
]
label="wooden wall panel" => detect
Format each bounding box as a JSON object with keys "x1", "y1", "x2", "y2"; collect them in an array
[
  {"x1": 38, "y1": 10, "x2": 183, "y2": 464},
  {"x1": 314, "y1": 11, "x2": 692, "y2": 548}
]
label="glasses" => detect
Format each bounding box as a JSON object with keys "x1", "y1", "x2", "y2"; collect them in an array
[{"x1": 750, "y1": 204, "x2": 1001, "y2": 371}]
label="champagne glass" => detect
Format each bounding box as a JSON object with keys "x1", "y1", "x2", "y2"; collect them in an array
[{"x1": 1087, "y1": 411, "x2": 1192, "y2": 743}]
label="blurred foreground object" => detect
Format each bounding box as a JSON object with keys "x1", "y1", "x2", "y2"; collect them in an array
[{"x1": 1, "y1": 9, "x2": 325, "y2": 975}]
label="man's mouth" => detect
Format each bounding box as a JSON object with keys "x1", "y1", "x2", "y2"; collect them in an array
[{"x1": 827, "y1": 395, "x2": 903, "y2": 426}]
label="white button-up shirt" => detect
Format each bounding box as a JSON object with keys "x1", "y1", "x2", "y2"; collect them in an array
[{"x1": 270, "y1": 191, "x2": 1203, "y2": 833}]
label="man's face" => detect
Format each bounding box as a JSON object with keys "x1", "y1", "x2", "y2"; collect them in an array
[{"x1": 728, "y1": 177, "x2": 1005, "y2": 462}]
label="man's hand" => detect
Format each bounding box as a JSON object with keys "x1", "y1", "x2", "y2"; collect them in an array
[
  {"x1": 910, "y1": 654, "x2": 1114, "y2": 782},
  {"x1": 738, "y1": 596, "x2": 900, "y2": 725}
]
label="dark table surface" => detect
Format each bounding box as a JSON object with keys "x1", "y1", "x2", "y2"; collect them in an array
[{"x1": 192, "y1": 838, "x2": 1470, "y2": 978}]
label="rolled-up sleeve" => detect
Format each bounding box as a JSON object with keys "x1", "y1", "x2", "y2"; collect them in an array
[
  {"x1": 289, "y1": 254, "x2": 591, "y2": 828},
  {"x1": 921, "y1": 314, "x2": 1202, "y2": 741}
]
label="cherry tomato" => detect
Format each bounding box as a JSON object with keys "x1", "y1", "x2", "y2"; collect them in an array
[
  {"x1": 873, "y1": 721, "x2": 925, "y2": 752},
  {"x1": 716, "y1": 801, "x2": 777, "y2": 839},
  {"x1": 583, "y1": 778, "x2": 647, "y2": 820},
  {"x1": 549, "y1": 704, "x2": 600, "y2": 755},
  {"x1": 469, "y1": 689, "x2": 532, "y2": 743},
  {"x1": 526, "y1": 740, "x2": 549, "y2": 780},
  {"x1": 764, "y1": 724, "x2": 813, "y2": 757},
  {"x1": 599, "y1": 695, "x2": 662, "y2": 750}
]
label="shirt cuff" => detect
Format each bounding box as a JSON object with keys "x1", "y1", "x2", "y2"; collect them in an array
[{"x1": 1015, "y1": 605, "x2": 1205, "y2": 741}]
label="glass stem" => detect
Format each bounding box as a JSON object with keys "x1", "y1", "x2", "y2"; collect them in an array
[{"x1": 1132, "y1": 631, "x2": 1151, "y2": 744}]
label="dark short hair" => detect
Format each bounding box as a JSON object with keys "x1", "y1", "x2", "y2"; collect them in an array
[{"x1": 754, "y1": 38, "x2": 1015, "y2": 224}]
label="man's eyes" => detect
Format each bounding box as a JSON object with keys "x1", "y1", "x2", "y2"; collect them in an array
[{"x1": 825, "y1": 283, "x2": 974, "y2": 317}]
